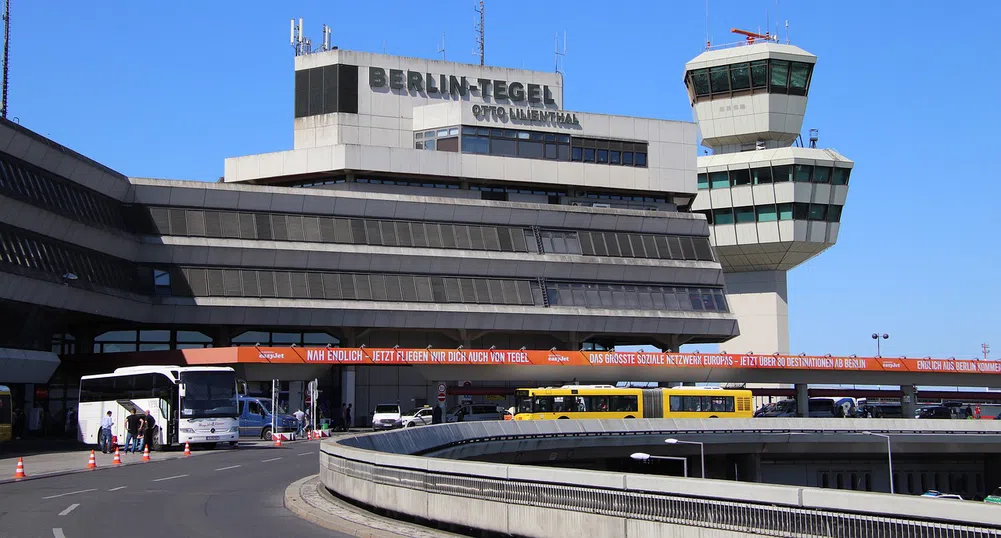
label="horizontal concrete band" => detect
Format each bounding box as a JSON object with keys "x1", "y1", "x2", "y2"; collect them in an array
[{"x1": 318, "y1": 419, "x2": 1001, "y2": 537}]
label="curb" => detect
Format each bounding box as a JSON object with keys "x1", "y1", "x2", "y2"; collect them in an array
[{"x1": 284, "y1": 475, "x2": 458, "y2": 538}]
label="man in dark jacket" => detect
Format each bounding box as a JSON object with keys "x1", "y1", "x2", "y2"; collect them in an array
[
  {"x1": 431, "y1": 404, "x2": 443, "y2": 424},
  {"x1": 141, "y1": 410, "x2": 157, "y2": 451}
]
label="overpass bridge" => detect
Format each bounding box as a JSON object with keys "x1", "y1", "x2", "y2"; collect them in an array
[{"x1": 318, "y1": 418, "x2": 1001, "y2": 537}]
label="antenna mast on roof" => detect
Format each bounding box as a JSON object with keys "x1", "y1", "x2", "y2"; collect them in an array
[
  {"x1": 554, "y1": 31, "x2": 567, "y2": 74},
  {"x1": 437, "y1": 32, "x2": 446, "y2": 61},
  {"x1": 1, "y1": 0, "x2": 9, "y2": 119},
  {"x1": 785, "y1": 20, "x2": 790, "y2": 44},
  {"x1": 474, "y1": 0, "x2": 485, "y2": 65},
  {"x1": 705, "y1": 0, "x2": 711, "y2": 49}
]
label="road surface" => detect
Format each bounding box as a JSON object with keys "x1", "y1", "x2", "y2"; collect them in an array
[{"x1": 0, "y1": 442, "x2": 348, "y2": 538}]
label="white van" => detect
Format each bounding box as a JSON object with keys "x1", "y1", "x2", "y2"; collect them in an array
[{"x1": 371, "y1": 403, "x2": 402, "y2": 431}]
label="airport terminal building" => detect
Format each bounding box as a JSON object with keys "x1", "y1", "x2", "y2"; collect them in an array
[
  {"x1": 0, "y1": 41, "x2": 848, "y2": 427},
  {"x1": 0, "y1": 49, "x2": 736, "y2": 423}
]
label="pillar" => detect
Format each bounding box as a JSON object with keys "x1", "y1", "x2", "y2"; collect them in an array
[
  {"x1": 900, "y1": 385, "x2": 917, "y2": 418},
  {"x1": 795, "y1": 384, "x2": 809, "y2": 417},
  {"x1": 719, "y1": 270, "x2": 789, "y2": 355},
  {"x1": 341, "y1": 365, "x2": 356, "y2": 427}
]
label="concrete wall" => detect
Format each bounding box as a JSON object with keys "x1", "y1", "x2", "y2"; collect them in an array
[{"x1": 718, "y1": 270, "x2": 788, "y2": 355}]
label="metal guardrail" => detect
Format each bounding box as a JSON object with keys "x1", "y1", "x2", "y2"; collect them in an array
[{"x1": 321, "y1": 420, "x2": 1001, "y2": 537}]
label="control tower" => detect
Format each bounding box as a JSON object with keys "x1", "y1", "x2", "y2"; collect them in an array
[{"x1": 686, "y1": 30, "x2": 853, "y2": 355}]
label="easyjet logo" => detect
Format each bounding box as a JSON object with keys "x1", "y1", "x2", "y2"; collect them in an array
[{"x1": 259, "y1": 351, "x2": 285, "y2": 360}]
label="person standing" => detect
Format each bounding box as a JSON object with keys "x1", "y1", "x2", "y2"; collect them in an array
[
  {"x1": 294, "y1": 408, "x2": 305, "y2": 436},
  {"x1": 431, "y1": 404, "x2": 443, "y2": 425},
  {"x1": 100, "y1": 411, "x2": 114, "y2": 454},
  {"x1": 124, "y1": 408, "x2": 142, "y2": 453},
  {"x1": 141, "y1": 409, "x2": 157, "y2": 451},
  {"x1": 343, "y1": 404, "x2": 352, "y2": 430}
]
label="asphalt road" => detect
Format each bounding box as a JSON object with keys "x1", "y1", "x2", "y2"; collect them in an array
[{"x1": 0, "y1": 441, "x2": 349, "y2": 538}]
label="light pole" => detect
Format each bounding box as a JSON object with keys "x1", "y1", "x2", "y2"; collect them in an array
[
  {"x1": 630, "y1": 452, "x2": 689, "y2": 478},
  {"x1": 862, "y1": 431, "x2": 894, "y2": 494},
  {"x1": 871, "y1": 333, "x2": 889, "y2": 357},
  {"x1": 665, "y1": 438, "x2": 705, "y2": 479}
]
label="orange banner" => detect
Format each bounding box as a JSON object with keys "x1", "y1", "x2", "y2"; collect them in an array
[{"x1": 180, "y1": 347, "x2": 1001, "y2": 375}]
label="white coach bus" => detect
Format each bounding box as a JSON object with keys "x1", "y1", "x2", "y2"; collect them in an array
[{"x1": 78, "y1": 366, "x2": 239, "y2": 449}]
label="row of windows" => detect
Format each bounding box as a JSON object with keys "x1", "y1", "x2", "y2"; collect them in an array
[
  {"x1": 529, "y1": 395, "x2": 639, "y2": 414},
  {"x1": 138, "y1": 206, "x2": 716, "y2": 261},
  {"x1": 698, "y1": 203, "x2": 843, "y2": 225},
  {"x1": 697, "y1": 164, "x2": 851, "y2": 190},
  {"x1": 230, "y1": 330, "x2": 340, "y2": 346},
  {"x1": 173, "y1": 267, "x2": 542, "y2": 306},
  {"x1": 80, "y1": 373, "x2": 174, "y2": 403},
  {"x1": 92, "y1": 329, "x2": 213, "y2": 353},
  {"x1": 685, "y1": 59, "x2": 814, "y2": 102},
  {"x1": 456, "y1": 126, "x2": 648, "y2": 167},
  {"x1": 0, "y1": 224, "x2": 140, "y2": 293},
  {"x1": 669, "y1": 395, "x2": 735, "y2": 413},
  {"x1": 545, "y1": 282, "x2": 729, "y2": 313},
  {"x1": 357, "y1": 177, "x2": 459, "y2": 189},
  {"x1": 0, "y1": 152, "x2": 125, "y2": 230}
]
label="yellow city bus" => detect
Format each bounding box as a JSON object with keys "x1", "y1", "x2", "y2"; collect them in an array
[
  {"x1": 0, "y1": 385, "x2": 11, "y2": 443},
  {"x1": 513, "y1": 385, "x2": 753, "y2": 420}
]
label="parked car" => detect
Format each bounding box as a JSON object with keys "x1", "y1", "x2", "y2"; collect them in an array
[
  {"x1": 985, "y1": 487, "x2": 1001, "y2": 504},
  {"x1": 237, "y1": 395, "x2": 298, "y2": 439},
  {"x1": 445, "y1": 404, "x2": 509, "y2": 422},
  {"x1": 371, "y1": 403, "x2": 403, "y2": 431},
  {"x1": 915, "y1": 406, "x2": 953, "y2": 419},
  {"x1": 400, "y1": 406, "x2": 434, "y2": 428}
]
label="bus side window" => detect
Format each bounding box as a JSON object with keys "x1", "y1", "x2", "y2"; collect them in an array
[
  {"x1": 591, "y1": 396, "x2": 608, "y2": 412},
  {"x1": 701, "y1": 397, "x2": 713, "y2": 412},
  {"x1": 575, "y1": 397, "x2": 587, "y2": 412},
  {"x1": 683, "y1": 396, "x2": 699, "y2": 412},
  {"x1": 669, "y1": 396, "x2": 682, "y2": 412},
  {"x1": 238, "y1": 400, "x2": 245, "y2": 415},
  {"x1": 611, "y1": 396, "x2": 638, "y2": 412}
]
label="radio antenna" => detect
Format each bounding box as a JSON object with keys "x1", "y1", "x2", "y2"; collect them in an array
[
  {"x1": 474, "y1": 0, "x2": 485, "y2": 65},
  {"x1": 705, "y1": 0, "x2": 710, "y2": 49},
  {"x1": 554, "y1": 31, "x2": 567, "y2": 74},
  {"x1": 437, "y1": 32, "x2": 446, "y2": 61},
  {"x1": 2, "y1": 0, "x2": 9, "y2": 119}
]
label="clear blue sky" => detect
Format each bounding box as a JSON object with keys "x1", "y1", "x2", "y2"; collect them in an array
[{"x1": 11, "y1": 1, "x2": 1000, "y2": 359}]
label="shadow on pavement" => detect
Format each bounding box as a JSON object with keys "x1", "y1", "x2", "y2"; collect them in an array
[{"x1": 0, "y1": 438, "x2": 87, "y2": 457}]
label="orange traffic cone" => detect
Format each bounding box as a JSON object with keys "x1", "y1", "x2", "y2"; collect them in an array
[
  {"x1": 87, "y1": 450, "x2": 97, "y2": 470},
  {"x1": 13, "y1": 457, "x2": 26, "y2": 479},
  {"x1": 142, "y1": 446, "x2": 150, "y2": 461},
  {"x1": 274, "y1": 434, "x2": 282, "y2": 447},
  {"x1": 112, "y1": 448, "x2": 122, "y2": 465},
  {"x1": 183, "y1": 442, "x2": 191, "y2": 457}
]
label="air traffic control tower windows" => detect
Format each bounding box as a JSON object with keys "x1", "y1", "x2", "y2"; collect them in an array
[
  {"x1": 685, "y1": 59, "x2": 814, "y2": 103},
  {"x1": 697, "y1": 165, "x2": 850, "y2": 190}
]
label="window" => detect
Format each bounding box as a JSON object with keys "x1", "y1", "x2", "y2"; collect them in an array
[
  {"x1": 793, "y1": 164, "x2": 813, "y2": 182},
  {"x1": 690, "y1": 70, "x2": 710, "y2": 96},
  {"x1": 734, "y1": 207, "x2": 755, "y2": 223},
  {"x1": 712, "y1": 208, "x2": 734, "y2": 225},
  {"x1": 634, "y1": 152, "x2": 647, "y2": 167},
  {"x1": 490, "y1": 138, "x2": 517, "y2": 157},
  {"x1": 583, "y1": 148, "x2": 595, "y2": 162},
  {"x1": 437, "y1": 137, "x2": 458, "y2": 152},
  {"x1": 462, "y1": 135, "x2": 489, "y2": 154},
  {"x1": 709, "y1": 171, "x2": 729, "y2": 189},
  {"x1": 808, "y1": 204, "x2": 827, "y2": 221},
  {"x1": 772, "y1": 165, "x2": 791, "y2": 183},
  {"x1": 770, "y1": 60, "x2": 790, "y2": 91},
  {"x1": 751, "y1": 167, "x2": 772, "y2": 184},
  {"x1": 622, "y1": 152, "x2": 633, "y2": 165},
  {"x1": 610, "y1": 151, "x2": 620, "y2": 164},
  {"x1": 777, "y1": 203, "x2": 793, "y2": 221},
  {"x1": 750, "y1": 60, "x2": 768, "y2": 88},
  {"x1": 571, "y1": 147, "x2": 583, "y2": 161},
  {"x1": 832, "y1": 168, "x2": 851, "y2": 185},
  {"x1": 729, "y1": 63, "x2": 751, "y2": 91},
  {"x1": 730, "y1": 169, "x2": 751, "y2": 186},
  {"x1": 813, "y1": 166, "x2": 832, "y2": 184},
  {"x1": 827, "y1": 205, "x2": 843, "y2": 222},
  {"x1": 709, "y1": 66, "x2": 730, "y2": 93},
  {"x1": 793, "y1": 203, "x2": 810, "y2": 220},
  {"x1": 597, "y1": 149, "x2": 608, "y2": 163},
  {"x1": 756, "y1": 205, "x2": 777, "y2": 222},
  {"x1": 789, "y1": 62, "x2": 812, "y2": 95},
  {"x1": 153, "y1": 269, "x2": 171, "y2": 295},
  {"x1": 697, "y1": 173, "x2": 709, "y2": 189}
]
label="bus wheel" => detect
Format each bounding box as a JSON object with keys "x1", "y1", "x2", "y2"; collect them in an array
[
  {"x1": 558, "y1": 416, "x2": 569, "y2": 420},
  {"x1": 709, "y1": 415, "x2": 718, "y2": 419},
  {"x1": 624, "y1": 415, "x2": 635, "y2": 419}
]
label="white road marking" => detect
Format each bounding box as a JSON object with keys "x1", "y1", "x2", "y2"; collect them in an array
[
  {"x1": 108, "y1": 486, "x2": 127, "y2": 492},
  {"x1": 53, "y1": 529, "x2": 66, "y2": 538},
  {"x1": 152, "y1": 474, "x2": 188, "y2": 482},
  {"x1": 261, "y1": 457, "x2": 282, "y2": 463},
  {"x1": 59, "y1": 504, "x2": 79, "y2": 516},
  {"x1": 297, "y1": 451, "x2": 315, "y2": 456},
  {"x1": 43, "y1": 489, "x2": 97, "y2": 500},
  {"x1": 215, "y1": 465, "x2": 241, "y2": 471}
]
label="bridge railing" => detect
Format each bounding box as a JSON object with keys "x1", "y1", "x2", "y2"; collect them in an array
[{"x1": 320, "y1": 419, "x2": 1001, "y2": 538}]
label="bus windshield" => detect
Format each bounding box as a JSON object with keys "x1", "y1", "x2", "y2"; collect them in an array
[{"x1": 179, "y1": 371, "x2": 238, "y2": 418}]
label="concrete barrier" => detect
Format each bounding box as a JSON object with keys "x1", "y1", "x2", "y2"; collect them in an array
[{"x1": 317, "y1": 419, "x2": 1001, "y2": 537}]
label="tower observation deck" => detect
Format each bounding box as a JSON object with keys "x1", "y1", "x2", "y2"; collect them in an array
[{"x1": 685, "y1": 35, "x2": 853, "y2": 355}]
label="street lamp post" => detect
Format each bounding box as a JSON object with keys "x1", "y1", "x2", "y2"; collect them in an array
[
  {"x1": 665, "y1": 438, "x2": 705, "y2": 479},
  {"x1": 862, "y1": 431, "x2": 894, "y2": 494},
  {"x1": 630, "y1": 452, "x2": 689, "y2": 478},
  {"x1": 871, "y1": 333, "x2": 889, "y2": 357}
]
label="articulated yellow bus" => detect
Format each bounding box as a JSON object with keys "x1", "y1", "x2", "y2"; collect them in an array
[{"x1": 513, "y1": 385, "x2": 753, "y2": 420}]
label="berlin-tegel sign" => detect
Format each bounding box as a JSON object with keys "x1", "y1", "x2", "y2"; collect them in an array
[{"x1": 184, "y1": 348, "x2": 1001, "y2": 375}]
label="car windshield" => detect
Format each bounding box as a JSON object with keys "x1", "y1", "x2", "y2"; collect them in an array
[
  {"x1": 179, "y1": 371, "x2": 238, "y2": 418},
  {"x1": 375, "y1": 405, "x2": 400, "y2": 414},
  {"x1": 256, "y1": 398, "x2": 288, "y2": 415},
  {"x1": 446, "y1": 405, "x2": 463, "y2": 415}
]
